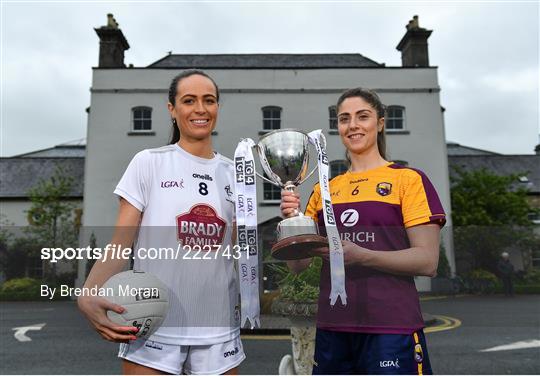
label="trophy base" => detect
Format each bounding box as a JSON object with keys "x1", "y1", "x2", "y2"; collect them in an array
[{"x1": 271, "y1": 234, "x2": 328, "y2": 260}]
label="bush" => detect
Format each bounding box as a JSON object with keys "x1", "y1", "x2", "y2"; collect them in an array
[
  {"x1": 0, "y1": 278, "x2": 41, "y2": 301},
  {"x1": 1, "y1": 277, "x2": 40, "y2": 292},
  {"x1": 0, "y1": 277, "x2": 74, "y2": 301},
  {"x1": 514, "y1": 285, "x2": 540, "y2": 294},
  {"x1": 280, "y1": 281, "x2": 319, "y2": 303},
  {"x1": 271, "y1": 258, "x2": 321, "y2": 303},
  {"x1": 494, "y1": 281, "x2": 540, "y2": 294},
  {"x1": 523, "y1": 269, "x2": 540, "y2": 284},
  {"x1": 467, "y1": 269, "x2": 498, "y2": 294},
  {"x1": 0, "y1": 238, "x2": 41, "y2": 281},
  {"x1": 468, "y1": 269, "x2": 498, "y2": 281}
]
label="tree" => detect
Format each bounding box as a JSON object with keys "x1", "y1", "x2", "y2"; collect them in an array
[
  {"x1": 437, "y1": 244, "x2": 451, "y2": 278},
  {"x1": 451, "y1": 167, "x2": 538, "y2": 274},
  {"x1": 0, "y1": 238, "x2": 42, "y2": 280},
  {"x1": 25, "y1": 166, "x2": 80, "y2": 283}
]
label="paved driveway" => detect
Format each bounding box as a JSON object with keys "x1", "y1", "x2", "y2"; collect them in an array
[{"x1": 1, "y1": 295, "x2": 539, "y2": 374}]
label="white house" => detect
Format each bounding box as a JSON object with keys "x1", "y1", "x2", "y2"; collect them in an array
[{"x1": 78, "y1": 14, "x2": 455, "y2": 291}]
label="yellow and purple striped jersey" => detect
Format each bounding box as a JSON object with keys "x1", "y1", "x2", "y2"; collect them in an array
[{"x1": 305, "y1": 162, "x2": 446, "y2": 334}]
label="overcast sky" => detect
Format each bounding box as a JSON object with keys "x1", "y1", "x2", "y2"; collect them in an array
[{"x1": 1, "y1": 1, "x2": 538, "y2": 157}]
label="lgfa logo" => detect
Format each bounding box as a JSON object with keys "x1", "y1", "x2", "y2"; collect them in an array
[
  {"x1": 380, "y1": 359, "x2": 400, "y2": 368},
  {"x1": 161, "y1": 180, "x2": 184, "y2": 188}
]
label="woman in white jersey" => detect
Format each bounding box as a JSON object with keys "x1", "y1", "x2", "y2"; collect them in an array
[{"x1": 78, "y1": 70, "x2": 244, "y2": 375}]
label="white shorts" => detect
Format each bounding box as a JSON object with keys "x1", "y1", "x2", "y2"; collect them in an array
[{"x1": 118, "y1": 335, "x2": 245, "y2": 375}]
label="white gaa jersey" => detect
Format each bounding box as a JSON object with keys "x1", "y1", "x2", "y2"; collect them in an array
[{"x1": 114, "y1": 144, "x2": 239, "y2": 345}]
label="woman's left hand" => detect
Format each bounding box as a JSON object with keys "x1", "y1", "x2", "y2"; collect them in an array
[
  {"x1": 321, "y1": 240, "x2": 369, "y2": 265},
  {"x1": 341, "y1": 240, "x2": 366, "y2": 265}
]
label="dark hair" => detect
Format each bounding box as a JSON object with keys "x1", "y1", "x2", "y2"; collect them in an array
[
  {"x1": 336, "y1": 87, "x2": 387, "y2": 162},
  {"x1": 168, "y1": 69, "x2": 220, "y2": 144}
]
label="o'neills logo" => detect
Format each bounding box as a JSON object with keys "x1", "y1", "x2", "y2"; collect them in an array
[
  {"x1": 176, "y1": 204, "x2": 226, "y2": 246},
  {"x1": 192, "y1": 173, "x2": 213, "y2": 181}
]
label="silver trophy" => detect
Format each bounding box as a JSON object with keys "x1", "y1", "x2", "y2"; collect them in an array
[{"x1": 254, "y1": 129, "x2": 328, "y2": 260}]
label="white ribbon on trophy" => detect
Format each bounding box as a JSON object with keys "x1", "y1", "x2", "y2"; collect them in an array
[
  {"x1": 307, "y1": 130, "x2": 347, "y2": 306},
  {"x1": 234, "y1": 139, "x2": 261, "y2": 329}
]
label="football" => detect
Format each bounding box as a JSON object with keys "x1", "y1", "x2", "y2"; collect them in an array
[{"x1": 102, "y1": 270, "x2": 169, "y2": 339}]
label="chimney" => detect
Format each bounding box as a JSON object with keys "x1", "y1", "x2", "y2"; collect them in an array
[
  {"x1": 94, "y1": 14, "x2": 130, "y2": 68},
  {"x1": 396, "y1": 15, "x2": 432, "y2": 67}
]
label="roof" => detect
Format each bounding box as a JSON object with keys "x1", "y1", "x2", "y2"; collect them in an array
[
  {"x1": 0, "y1": 158, "x2": 85, "y2": 198},
  {"x1": 147, "y1": 54, "x2": 383, "y2": 69},
  {"x1": 13, "y1": 139, "x2": 86, "y2": 158},
  {"x1": 448, "y1": 155, "x2": 540, "y2": 194},
  {"x1": 446, "y1": 142, "x2": 500, "y2": 156}
]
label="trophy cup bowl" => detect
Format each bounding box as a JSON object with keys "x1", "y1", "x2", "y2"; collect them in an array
[{"x1": 255, "y1": 129, "x2": 328, "y2": 260}]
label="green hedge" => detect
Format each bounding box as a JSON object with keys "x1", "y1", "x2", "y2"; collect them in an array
[
  {"x1": 455, "y1": 269, "x2": 540, "y2": 295},
  {"x1": 521, "y1": 269, "x2": 540, "y2": 284},
  {"x1": 467, "y1": 269, "x2": 498, "y2": 294},
  {"x1": 494, "y1": 281, "x2": 540, "y2": 294},
  {"x1": 0, "y1": 278, "x2": 41, "y2": 301},
  {"x1": 270, "y1": 258, "x2": 321, "y2": 303},
  {"x1": 0, "y1": 277, "x2": 70, "y2": 301},
  {"x1": 514, "y1": 285, "x2": 540, "y2": 294}
]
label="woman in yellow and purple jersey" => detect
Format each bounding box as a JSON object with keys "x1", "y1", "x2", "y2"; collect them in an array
[{"x1": 281, "y1": 88, "x2": 446, "y2": 375}]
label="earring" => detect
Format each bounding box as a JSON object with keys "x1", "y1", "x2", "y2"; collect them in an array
[{"x1": 172, "y1": 118, "x2": 177, "y2": 126}]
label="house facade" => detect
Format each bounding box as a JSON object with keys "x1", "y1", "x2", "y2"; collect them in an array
[
  {"x1": 77, "y1": 15, "x2": 455, "y2": 291},
  {"x1": 0, "y1": 140, "x2": 85, "y2": 281}
]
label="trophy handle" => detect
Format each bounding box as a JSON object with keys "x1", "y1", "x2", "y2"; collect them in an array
[
  {"x1": 298, "y1": 165, "x2": 318, "y2": 186},
  {"x1": 255, "y1": 171, "x2": 282, "y2": 187},
  {"x1": 297, "y1": 131, "x2": 326, "y2": 185}
]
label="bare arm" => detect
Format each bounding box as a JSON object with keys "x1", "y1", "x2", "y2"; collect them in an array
[
  {"x1": 77, "y1": 198, "x2": 142, "y2": 342},
  {"x1": 281, "y1": 190, "x2": 312, "y2": 274},
  {"x1": 343, "y1": 224, "x2": 441, "y2": 277}
]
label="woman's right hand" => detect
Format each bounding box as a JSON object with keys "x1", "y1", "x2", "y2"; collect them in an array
[
  {"x1": 280, "y1": 190, "x2": 300, "y2": 218},
  {"x1": 77, "y1": 295, "x2": 139, "y2": 343}
]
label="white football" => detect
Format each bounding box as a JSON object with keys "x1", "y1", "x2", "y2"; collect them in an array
[{"x1": 102, "y1": 270, "x2": 169, "y2": 339}]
